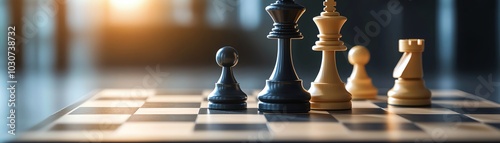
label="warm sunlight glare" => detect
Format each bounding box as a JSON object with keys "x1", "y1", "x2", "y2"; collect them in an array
[
  {"x1": 110, "y1": 0, "x2": 144, "y2": 11},
  {"x1": 109, "y1": 0, "x2": 148, "y2": 25}
]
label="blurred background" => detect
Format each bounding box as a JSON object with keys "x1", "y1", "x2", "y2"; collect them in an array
[{"x1": 0, "y1": 0, "x2": 499, "y2": 141}]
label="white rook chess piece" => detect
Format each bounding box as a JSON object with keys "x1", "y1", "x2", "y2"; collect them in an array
[
  {"x1": 308, "y1": 0, "x2": 351, "y2": 110},
  {"x1": 346, "y1": 46, "x2": 378, "y2": 99},
  {"x1": 388, "y1": 39, "x2": 432, "y2": 106}
]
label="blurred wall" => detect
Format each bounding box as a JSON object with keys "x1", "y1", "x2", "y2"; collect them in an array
[
  {"x1": 4, "y1": 0, "x2": 500, "y2": 85},
  {"x1": 92, "y1": 0, "x2": 499, "y2": 74}
]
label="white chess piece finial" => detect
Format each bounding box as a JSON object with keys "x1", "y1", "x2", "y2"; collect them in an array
[{"x1": 322, "y1": 0, "x2": 339, "y2": 16}]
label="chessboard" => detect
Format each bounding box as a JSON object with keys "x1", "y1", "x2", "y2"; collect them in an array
[{"x1": 13, "y1": 89, "x2": 500, "y2": 142}]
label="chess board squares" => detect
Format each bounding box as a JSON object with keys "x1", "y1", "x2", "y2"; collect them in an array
[
  {"x1": 18, "y1": 131, "x2": 115, "y2": 142},
  {"x1": 113, "y1": 122, "x2": 195, "y2": 136},
  {"x1": 55, "y1": 115, "x2": 130, "y2": 124},
  {"x1": 184, "y1": 130, "x2": 272, "y2": 142},
  {"x1": 398, "y1": 114, "x2": 478, "y2": 122},
  {"x1": 95, "y1": 97, "x2": 148, "y2": 100},
  {"x1": 80, "y1": 100, "x2": 145, "y2": 108},
  {"x1": 196, "y1": 115, "x2": 267, "y2": 124},
  {"x1": 488, "y1": 123, "x2": 500, "y2": 130},
  {"x1": 135, "y1": 108, "x2": 200, "y2": 114},
  {"x1": 431, "y1": 96, "x2": 477, "y2": 101},
  {"x1": 332, "y1": 114, "x2": 410, "y2": 123},
  {"x1": 264, "y1": 111, "x2": 337, "y2": 122},
  {"x1": 342, "y1": 123, "x2": 422, "y2": 131},
  {"x1": 200, "y1": 102, "x2": 209, "y2": 108},
  {"x1": 97, "y1": 89, "x2": 155, "y2": 98},
  {"x1": 434, "y1": 100, "x2": 500, "y2": 108},
  {"x1": 448, "y1": 107, "x2": 500, "y2": 114},
  {"x1": 198, "y1": 108, "x2": 259, "y2": 114},
  {"x1": 431, "y1": 89, "x2": 472, "y2": 97},
  {"x1": 267, "y1": 122, "x2": 350, "y2": 141},
  {"x1": 141, "y1": 102, "x2": 200, "y2": 108},
  {"x1": 50, "y1": 123, "x2": 121, "y2": 131},
  {"x1": 146, "y1": 95, "x2": 203, "y2": 102},
  {"x1": 128, "y1": 115, "x2": 197, "y2": 122},
  {"x1": 351, "y1": 100, "x2": 382, "y2": 108},
  {"x1": 194, "y1": 124, "x2": 268, "y2": 131},
  {"x1": 373, "y1": 102, "x2": 444, "y2": 108},
  {"x1": 265, "y1": 115, "x2": 428, "y2": 141},
  {"x1": 70, "y1": 107, "x2": 138, "y2": 115},
  {"x1": 465, "y1": 114, "x2": 500, "y2": 123},
  {"x1": 416, "y1": 123, "x2": 500, "y2": 141},
  {"x1": 340, "y1": 130, "x2": 431, "y2": 141},
  {"x1": 339, "y1": 122, "x2": 431, "y2": 141},
  {"x1": 328, "y1": 108, "x2": 387, "y2": 114},
  {"x1": 384, "y1": 107, "x2": 458, "y2": 114}
]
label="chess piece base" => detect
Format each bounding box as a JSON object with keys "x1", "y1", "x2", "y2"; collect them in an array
[
  {"x1": 208, "y1": 83, "x2": 247, "y2": 110},
  {"x1": 258, "y1": 102, "x2": 310, "y2": 113},
  {"x1": 208, "y1": 103, "x2": 247, "y2": 110},
  {"x1": 310, "y1": 101, "x2": 351, "y2": 110},
  {"x1": 388, "y1": 79, "x2": 431, "y2": 106},
  {"x1": 346, "y1": 78, "x2": 377, "y2": 100},
  {"x1": 258, "y1": 80, "x2": 311, "y2": 113},
  {"x1": 309, "y1": 82, "x2": 352, "y2": 110}
]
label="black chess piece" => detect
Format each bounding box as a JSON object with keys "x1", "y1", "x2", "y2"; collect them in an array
[
  {"x1": 208, "y1": 46, "x2": 248, "y2": 110},
  {"x1": 257, "y1": 0, "x2": 311, "y2": 113}
]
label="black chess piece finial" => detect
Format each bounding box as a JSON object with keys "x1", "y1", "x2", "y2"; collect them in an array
[
  {"x1": 208, "y1": 46, "x2": 248, "y2": 110},
  {"x1": 257, "y1": 0, "x2": 311, "y2": 113}
]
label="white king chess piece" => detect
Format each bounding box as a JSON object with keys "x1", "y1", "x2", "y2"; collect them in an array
[{"x1": 308, "y1": 0, "x2": 352, "y2": 110}]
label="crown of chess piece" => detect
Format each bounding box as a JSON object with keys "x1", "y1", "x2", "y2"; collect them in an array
[
  {"x1": 388, "y1": 39, "x2": 431, "y2": 106},
  {"x1": 346, "y1": 46, "x2": 378, "y2": 99},
  {"x1": 308, "y1": 0, "x2": 352, "y2": 110},
  {"x1": 257, "y1": 0, "x2": 311, "y2": 113},
  {"x1": 208, "y1": 46, "x2": 247, "y2": 110}
]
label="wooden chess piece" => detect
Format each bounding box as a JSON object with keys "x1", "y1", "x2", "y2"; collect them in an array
[
  {"x1": 208, "y1": 46, "x2": 247, "y2": 110},
  {"x1": 308, "y1": 0, "x2": 351, "y2": 110},
  {"x1": 258, "y1": 0, "x2": 311, "y2": 113},
  {"x1": 346, "y1": 46, "x2": 378, "y2": 99},
  {"x1": 388, "y1": 39, "x2": 431, "y2": 106}
]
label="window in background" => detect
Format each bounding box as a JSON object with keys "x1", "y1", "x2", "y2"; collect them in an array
[
  {"x1": 239, "y1": 0, "x2": 261, "y2": 31},
  {"x1": 67, "y1": 0, "x2": 101, "y2": 75},
  {"x1": 206, "y1": 0, "x2": 235, "y2": 28},
  {"x1": 66, "y1": 0, "x2": 101, "y2": 104},
  {"x1": 172, "y1": 0, "x2": 193, "y2": 26},
  {"x1": 437, "y1": 0, "x2": 456, "y2": 88},
  {"x1": 21, "y1": 0, "x2": 56, "y2": 79},
  {"x1": 20, "y1": 0, "x2": 58, "y2": 132}
]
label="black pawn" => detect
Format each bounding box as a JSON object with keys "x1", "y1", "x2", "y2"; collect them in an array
[{"x1": 208, "y1": 46, "x2": 247, "y2": 110}]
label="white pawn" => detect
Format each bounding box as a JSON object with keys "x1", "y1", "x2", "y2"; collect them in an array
[{"x1": 346, "y1": 46, "x2": 378, "y2": 99}]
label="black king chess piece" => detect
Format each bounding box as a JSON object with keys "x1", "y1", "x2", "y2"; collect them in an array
[
  {"x1": 258, "y1": 0, "x2": 311, "y2": 113},
  {"x1": 208, "y1": 46, "x2": 248, "y2": 110}
]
